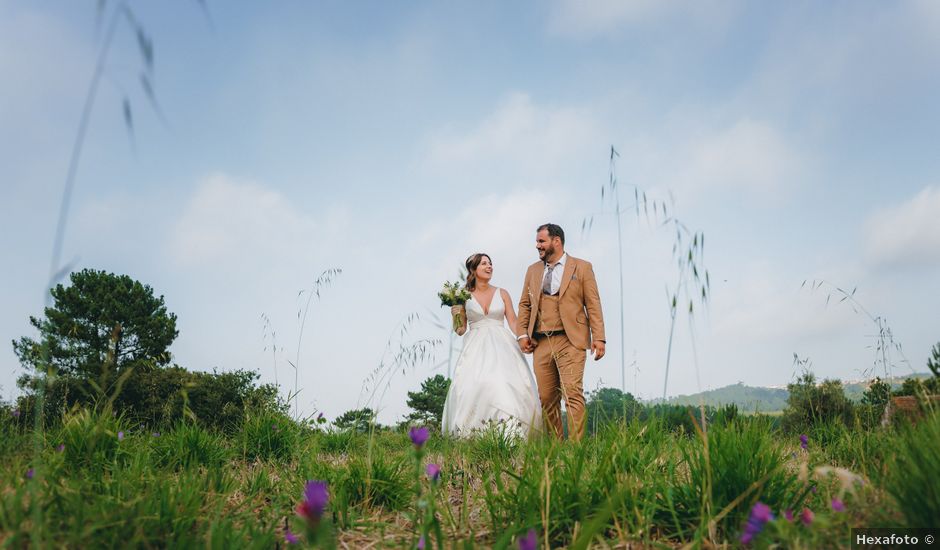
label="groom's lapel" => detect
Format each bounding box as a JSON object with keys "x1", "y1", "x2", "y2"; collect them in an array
[
  {"x1": 531, "y1": 265, "x2": 542, "y2": 311},
  {"x1": 559, "y1": 256, "x2": 576, "y2": 298}
]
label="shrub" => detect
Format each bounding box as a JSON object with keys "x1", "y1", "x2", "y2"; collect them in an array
[
  {"x1": 336, "y1": 452, "x2": 411, "y2": 511},
  {"x1": 55, "y1": 406, "x2": 130, "y2": 473},
  {"x1": 151, "y1": 422, "x2": 231, "y2": 470},
  {"x1": 318, "y1": 429, "x2": 361, "y2": 455},
  {"x1": 333, "y1": 408, "x2": 378, "y2": 433},
  {"x1": 237, "y1": 408, "x2": 300, "y2": 462},
  {"x1": 404, "y1": 375, "x2": 451, "y2": 429},
  {"x1": 14, "y1": 366, "x2": 282, "y2": 433},
  {"x1": 467, "y1": 422, "x2": 520, "y2": 466},
  {"x1": 184, "y1": 369, "x2": 282, "y2": 431},
  {"x1": 585, "y1": 387, "x2": 642, "y2": 434},
  {"x1": 894, "y1": 376, "x2": 940, "y2": 398},
  {"x1": 116, "y1": 366, "x2": 282, "y2": 432},
  {"x1": 781, "y1": 373, "x2": 853, "y2": 432}
]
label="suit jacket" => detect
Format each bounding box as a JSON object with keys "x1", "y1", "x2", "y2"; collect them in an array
[{"x1": 517, "y1": 255, "x2": 605, "y2": 351}]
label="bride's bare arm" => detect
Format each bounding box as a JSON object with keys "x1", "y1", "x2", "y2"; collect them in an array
[{"x1": 500, "y1": 289, "x2": 520, "y2": 336}]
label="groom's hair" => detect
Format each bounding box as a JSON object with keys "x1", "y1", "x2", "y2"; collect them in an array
[{"x1": 537, "y1": 223, "x2": 565, "y2": 245}]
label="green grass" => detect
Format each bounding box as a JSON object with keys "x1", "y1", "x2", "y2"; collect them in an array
[
  {"x1": 0, "y1": 409, "x2": 936, "y2": 548},
  {"x1": 886, "y1": 409, "x2": 940, "y2": 528}
]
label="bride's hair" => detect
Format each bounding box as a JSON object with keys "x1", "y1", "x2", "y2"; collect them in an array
[{"x1": 464, "y1": 253, "x2": 491, "y2": 292}]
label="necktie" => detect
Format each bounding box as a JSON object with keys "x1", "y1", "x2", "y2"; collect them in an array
[{"x1": 542, "y1": 263, "x2": 556, "y2": 295}]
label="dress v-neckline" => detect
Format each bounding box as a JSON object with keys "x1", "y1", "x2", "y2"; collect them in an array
[{"x1": 473, "y1": 287, "x2": 498, "y2": 316}]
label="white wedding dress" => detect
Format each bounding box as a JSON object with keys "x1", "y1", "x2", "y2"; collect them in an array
[{"x1": 441, "y1": 288, "x2": 543, "y2": 438}]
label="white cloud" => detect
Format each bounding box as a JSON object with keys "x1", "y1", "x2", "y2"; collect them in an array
[
  {"x1": 617, "y1": 116, "x2": 807, "y2": 203},
  {"x1": 547, "y1": 0, "x2": 739, "y2": 38},
  {"x1": 412, "y1": 188, "x2": 568, "y2": 294},
  {"x1": 866, "y1": 185, "x2": 940, "y2": 268},
  {"x1": 168, "y1": 173, "x2": 343, "y2": 271},
  {"x1": 421, "y1": 92, "x2": 604, "y2": 188},
  {"x1": 672, "y1": 118, "x2": 805, "y2": 196}
]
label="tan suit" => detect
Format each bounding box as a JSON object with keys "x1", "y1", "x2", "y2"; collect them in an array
[{"x1": 517, "y1": 255, "x2": 605, "y2": 440}]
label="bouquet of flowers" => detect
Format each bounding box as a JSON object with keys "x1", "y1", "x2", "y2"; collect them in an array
[{"x1": 438, "y1": 281, "x2": 471, "y2": 331}]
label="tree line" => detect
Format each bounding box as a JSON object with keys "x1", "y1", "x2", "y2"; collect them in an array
[{"x1": 6, "y1": 269, "x2": 939, "y2": 435}]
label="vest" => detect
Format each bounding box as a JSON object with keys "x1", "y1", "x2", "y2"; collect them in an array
[{"x1": 536, "y1": 293, "x2": 564, "y2": 333}]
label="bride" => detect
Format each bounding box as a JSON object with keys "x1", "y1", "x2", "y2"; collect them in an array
[{"x1": 441, "y1": 253, "x2": 542, "y2": 438}]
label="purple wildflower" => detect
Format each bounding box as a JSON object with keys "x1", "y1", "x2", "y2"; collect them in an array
[
  {"x1": 409, "y1": 426, "x2": 429, "y2": 449},
  {"x1": 117, "y1": 431, "x2": 124, "y2": 441},
  {"x1": 152, "y1": 432, "x2": 161, "y2": 437},
  {"x1": 426, "y1": 463, "x2": 441, "y2": 482},
  {"x1": 317, "y1": 412, "x2": 325, "y2": 423},
  {"x1": 831, "y1": 498, "x2": 845, "y2": 512},
  {"x1": 784, "y1": 509, "x2": 794, "y2": 522},
  {"x1": 56, "y1": 443, "x2": 65, "y2": 453},
  {"x1": 800, "y1": 507, "x2": 815, "y2": 526},
  {"x1": 800, "y1": 434, "x2": 809, "y2": 450},
  {"x1": 26, "y1": 468, "x2": 34, "y2": 480},
  {"x1": 12, "y1": 409, "x2": 20, "y2": 418},
  {"x1": 417, "y1": 535, "x2": 425, "y2": 549},
  {"x1": 811, "y1": 485, "x2": 818, "y2": 494},
  {"x1": 285, "y1": 530, "x2": 300, "y2": 545},
  {"x1": 296, "y1": 480, "x2": 329, "y2": 526},
  {"x1": 518, "y1": 528, "x2": 538, "y2": 550},
  {"x1": 740, "y1": 501, "x2": 774, "y2": 545}
]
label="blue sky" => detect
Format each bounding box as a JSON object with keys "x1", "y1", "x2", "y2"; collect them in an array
[{"x1": 3, "y1": 0, "x2": 939, "y2": 422}]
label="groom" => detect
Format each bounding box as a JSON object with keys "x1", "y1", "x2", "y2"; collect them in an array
[{"x1": 517, "y1": 223, "x2": 605, "y2": 441}]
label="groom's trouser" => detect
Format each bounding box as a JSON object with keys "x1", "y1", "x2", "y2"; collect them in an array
[{"x1": 533, "y1": 332, "x2": 586, "y2": 441}]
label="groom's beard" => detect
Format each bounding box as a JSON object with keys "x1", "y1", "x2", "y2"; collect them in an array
[{"x1": 538, "y1": 245, "x2": 554, "y2": 262}]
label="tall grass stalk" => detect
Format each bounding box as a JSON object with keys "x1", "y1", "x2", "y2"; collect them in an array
[
  {"x1": 30, "y1": 3, "x2": 204, "y2": 546},
  {"x1": 581, "y1": 146, "x2": 710, "y2": 402},
  {"x1": 802, "y1": 279, "x2": 909, "y2": 378},
  {"x1": 291, "y1": 268, "x2": 342, "y2": 419}
]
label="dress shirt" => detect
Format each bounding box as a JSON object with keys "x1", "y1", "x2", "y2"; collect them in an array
[{"x1": 543, "y1": 253, "x2": 567, "y2": 296}]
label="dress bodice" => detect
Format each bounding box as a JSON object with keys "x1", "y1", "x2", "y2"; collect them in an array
[{"x1": 466, "y1": 288, "x2": 505, "y2": 330}]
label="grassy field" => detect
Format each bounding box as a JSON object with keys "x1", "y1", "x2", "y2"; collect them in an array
[{"x1": 1, "y1": 404, "x2": 937, "y2": 549}]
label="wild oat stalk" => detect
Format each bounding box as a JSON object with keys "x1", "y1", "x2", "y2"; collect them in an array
[
  {"x1": 359, "y1": 313, "x2": 441, "y2": 412},
  {"x1": 581, "y1": 146, "x2": 710, "y2": 402},
  {"x1": 801, "y1": 279, "x2": 909, "y2": 378},
  {"x1": 260, "y1": 313, "x2": 281, "y2": 387},
  {"x1": 35, "y1": 2, "x2": 206, "y2": 546},
  {"x1": 289, "y1": 268, "x2": 342, "y2": 419}
]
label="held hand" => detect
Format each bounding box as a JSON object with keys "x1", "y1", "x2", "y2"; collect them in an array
[
  {"x1": 591, "y1": 340, "x2": 606, "y2": 361},
  {"x1": 450, "y1": 305, "x2": 465, "y2": 317},
  {"x1": 518, "y1": 336, "x2": 535, "y2": 354}
]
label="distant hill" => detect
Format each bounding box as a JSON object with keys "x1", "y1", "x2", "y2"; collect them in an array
[
  {"x1": 660, "y1": 373, "x2": 931, "y2": 413},
  {"x1": 664, "y1": 383, "x2": 788, "y2": 412}
]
